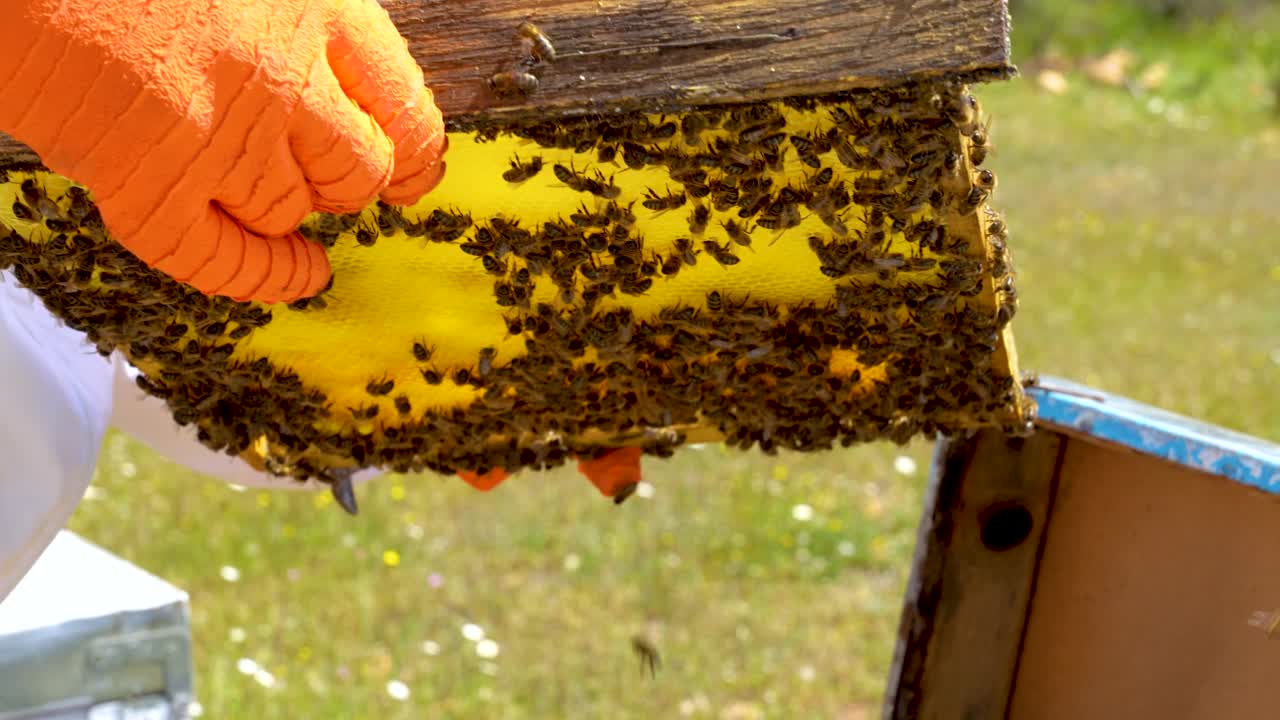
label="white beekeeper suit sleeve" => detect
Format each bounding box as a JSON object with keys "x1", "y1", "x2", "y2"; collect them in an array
[
  {"x1": 1, "y1": 273, "x2": 379, "y2": 602},
  {"x1": 0, "y1": 272, "x2": 113, "y2": 604}
]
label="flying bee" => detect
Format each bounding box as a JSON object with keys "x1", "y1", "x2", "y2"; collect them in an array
[
  {"x1": 502, "y1": 154, "x2": 544, "y2": 183},
  {"x1": 720, "y1": 219, "x2": 753, "y2": 249},
  {"x1": 630, "y1": 635, "x2": 662, "y2": 678},
  {"x1": 516, "y1": 21, "x2": 556, "y2": 62},
  {"x1": 703, "y1": 239, "x2": 741, "y2": 267},
  {"x1": 641, "y1": 187, "x2": 686, "y2": 212},
  {"x1": 687, "y1": 204, "x2": 710, "y2": 234},
  {"x1": 489, "y1": 70, "x2": 538, "y2": 97}
]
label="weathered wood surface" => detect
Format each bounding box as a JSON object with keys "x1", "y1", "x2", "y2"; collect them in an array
[
  {"x1": 884, "y1": 429, "x2": 1063, "y2": 720},
  {"x1": 0, "y1": 0, "x2": 1012, "y2": 167}
]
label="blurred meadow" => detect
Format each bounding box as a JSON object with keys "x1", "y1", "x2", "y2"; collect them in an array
[{"x1": 68, "y1": 2, "x2": 1279, "y2": 718}]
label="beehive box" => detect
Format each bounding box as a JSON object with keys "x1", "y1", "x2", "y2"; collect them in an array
[{"x1": 0, "y1": 0, "x2": 1031, "y2": 491}]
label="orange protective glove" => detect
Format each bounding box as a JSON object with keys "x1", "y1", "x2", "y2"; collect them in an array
[
  {"x1": 458, "y1": 448, "x2": 645, "y2": 502},
  {"x1": 0, "y1": 0, "x2": 446, "y2": 303}
]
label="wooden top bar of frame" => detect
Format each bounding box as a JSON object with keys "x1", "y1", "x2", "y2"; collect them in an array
[{"x1": 0, "y1": 0, "x2": 1012, "y2": 167}]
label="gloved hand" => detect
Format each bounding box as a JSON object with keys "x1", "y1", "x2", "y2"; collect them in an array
[
  {"x1": 0, "y1": 0, "x2": 446, "y2": 303},
  {"x1": 458, "y1": 447, "x2": 646, "y2": 501}
]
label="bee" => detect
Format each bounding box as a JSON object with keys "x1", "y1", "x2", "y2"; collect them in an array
[
  {"x1": 365, "y1": 376, "x2": 395, "y2": 396},
  {"x1": 477, "y1": 347, "x2": 497, "y2": 377},
  {"x1": 65, "y1": 185, "x2": 94, "y2": 223},
  {"x1": 502, "y1": 154, "x2": 544, "y2": 183},
  {"x1": 757, "y1": 202, "x2": 801, "y2": 232},
  {"x1": 494, "y1": 281, "x2": 517, "y2": 307},
  {"x1": 596, "y1": 144, "x2": 618, "y2": 164},
  {"x1": 349, "y1": 403, "x2": 381, "y2": 420},
  {"x1": 11, "y1": 199, "x2": 35, "y2": 222},
  {"x1": 686, "y1": 204, "x2": 710, "y2": 235},
  {"x1": 974, "y1": 168, "x2": 996, "y2": 191},
  {"x1": 833, "y1": 136, "x2": 869, "y2": 169},
  {"x1": 789, "y1": 133, "x2": 822, "y2": 168},
  {"x1": 681, "y1": 112, "x2": 713, "y2": 146},
  {"x1": 554, "y1": 163, "x2": 620, "y2": 199},
  {"x1": 703, "y1": 240, "x2": 740, "y2": 267},
  {"x1": 958, "y1": 186, "x2": 989, "y2": 213},
  {"x1": 706, "y1": 290, "x2": 725, "y2": 312},
  {"x1": 604, "y1": 201, "x2": 637, "y2": 229},
  {"x1": 420, "y1": 367, "x2": 444, "y2": 385},
  {"x1": 710, "y1": 183, "x2": 740, "y2": 212},
  {"x1": 460, "y1": 229, "x2": 493, "y2": 256},
  {"x1": 969, "y1": 121, "x2": 991, "y2": 165},
  {"x1": 720, "y1": 219, "x2": 753, "y2": 249},
  {"x1": 659, "y1": 252, "x2": 685, "y2": 276},
  {"x1": 375, "y1": 202, "x2": 405, "y2": 235},
  {"x1": 641, "y1": 187, "x2": 686, "y2": 212},
  {"x1": 672, "y1": 237, "x2": 699, "y2": 266},
  {"x1": 619, "y1": 276, "x2": 653, "y2": 295},
  {"x1": 649, "y1": 121, "x2": 677, "y2": 140},
  {"x1": 199, "y1": 320, "x2": 227, "y2": 338},
  {"x1": 740, "y1": 114, "x2": 786, "y2": 144},
  {"x1": 627, "y1": 633, "x2": 661, "y2": 677},
  {"x1": 394, "y1": 395, "x2": 412, "y2": 415},
  {"x1": 517, "y1": 21, "x2": 556, "y2": 63},
  {"x1": 569, "y1": 204, "x2": 610, "y2": 227},
  {"x1": 621, "y1": 141, "x2": 661, "y2": 170},
  {"x1": 986, "y1": 217, "x2": 1007, "y2": 239},
  {"x1": 355, "y1": 221, "x2": 377, "y2": 247},
  {"x1": 412, "y1": 341, "x2": 434, "y2": 362},
  {"x1": 20, "y1": 179, "x2": 63, "y2": 221},
  {"x1": 489, "y1": 70, "x2": 539, "y2": 97},
  {"x1": 482, "y1": 255, "x2": 507, "y2": 274}
]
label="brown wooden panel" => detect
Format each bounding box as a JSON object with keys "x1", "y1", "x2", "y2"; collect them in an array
[
  {"x1": 1009, "y1": 438, "x2": 1280, "y2": 719},
  {"x1": 885, "y1": 429, "x2": 1063, "y2": 720},
  {"x1": 0, "y1": 0, "x2": 1013, "y2": 167}
]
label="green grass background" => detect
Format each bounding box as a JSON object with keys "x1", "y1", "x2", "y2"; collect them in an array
[{"x1": 65, "y1": 6, "x2": 1280, "y2": 718}]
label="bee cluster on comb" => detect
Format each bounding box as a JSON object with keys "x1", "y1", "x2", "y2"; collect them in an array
[{"x1": 0, "y1": 77, "x2": 1031, "y2": 492}]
